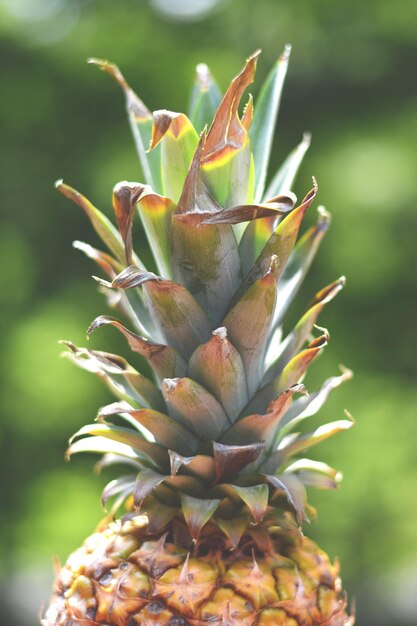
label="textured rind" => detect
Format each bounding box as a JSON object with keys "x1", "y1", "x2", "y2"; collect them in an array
[{"x1": 43, "y1": 516, "x2": 352, "y2": 626}]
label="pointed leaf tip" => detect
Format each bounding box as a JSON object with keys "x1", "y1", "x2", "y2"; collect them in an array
[
  {"x1": 181, "y1": 494, "x2": 220, "y2": 541},
  {"x1": 281, "y1": 43, "x2": 292, "y2": 60}
]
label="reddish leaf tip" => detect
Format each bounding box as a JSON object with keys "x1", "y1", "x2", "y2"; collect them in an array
[
  {"x1": 92, "y1": 275, "x2": 112, "y2": 288},
  {"x1": 87, "y1": 57, "x2": 127, "y2": 89},
  {"x1": 250, "y1": 49, "x2": 262, "y2": 62}
]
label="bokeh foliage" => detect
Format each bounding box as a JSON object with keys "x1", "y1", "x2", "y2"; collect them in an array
[{"x1": 1, "y1": 0, "x2": 417, "y2": 624}]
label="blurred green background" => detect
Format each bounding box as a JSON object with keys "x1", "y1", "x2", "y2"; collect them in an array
[{"x1": 1, "y1": 0, "x2": 417, "y2": 624}]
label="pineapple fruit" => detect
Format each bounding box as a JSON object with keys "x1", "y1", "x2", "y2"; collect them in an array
[{"x1": 43, "y1": 47, "x2": 355, "y2": 626}]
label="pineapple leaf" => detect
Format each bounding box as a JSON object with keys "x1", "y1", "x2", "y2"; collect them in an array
[
  {"x1": 102, "y1": 475, "x2": 136, "y2": 508},
  {"x1": 143, "y1": 497, "x2": 177, "y2": 533},
  {"x1": 270, "y1": 205, "x2": 331, "y2": 333},
  {"x1": 56, "y1": 180, "x2": 126, "y2": 264},
  {"x1": 213, "y1": 442, "x2": 265, "y2": 482},
  {"x1": 265, "y1": 277, "x2": 345, "y2": 383},
  {"x1": 266, "y1": 473, "x2": 307, "y2": 525},
  {"x1": 227, "y1": 484, "x2": 269, "y2": 524},
  {"x1": 88, "y1": 315, "x2": 187, "y2": 381},
  {"x1": 98, "y1": 402, "x2": 200, "y2": 456},
  {"x1": 248, "y1": 333, "x2": 328, "y2": 414},
  {"x1": 264, "y1": 416, "x2": 354, "y2": 471},
  {"x1": 112, "y1": 181, "x2": 145, "y2": 265},
  {"x1": 94, "y1": 452, "x2": 143, "y2": 473},
  {"x1": 61, "y1": 341, "x2": 164, "y2": 410},
  {"x1": 110, "y1": 266, "x2": 212, "y2": 359},
  {"x1": 275, "y1": 368, "x2": 353, "y2": 437},
  {"x1": 285, "y1": 459, "x2": 342, "y2": 490},
  {"x1": 149, "y1": 110, "x2": 199, "y2": 203},
  {"x1": 162, "y1": 377, "x2": 231, "y2": 440},
  {"x1": 88, "y1": 58, "x2": 163, "y2": 194},
  {"x1": 215, "y1": 515, "x2": 249, "y2": 549},
  {"x1": 284, "y1": 416, "x2": 355, "y2": 455},
  {"x1": 250, "y1": 44, "x2": 291, "y2": 202},
  {"x1": 188, "y1": 63, "x2": 222, "y2": 133},
  {"x1": 222, "y1": 384, "x2": 307, "y2": 447},
  {"x1": 168, "y1": 451, "x2": 216, "y2": 482},
  {"x1": 188, "y1": 327, "x2": 249, "y2": 422},
  {"x1": 264, "y1": 132, "x2": 311, "y2": 200},
  {"x1": 201, "y1": 192, "x2": 296, "y2": 225},
  {"x1": 134, "y1": 469, "x2": 167, "y2": 506},
  {"x1": 200, "y1": 51, "x2": 260, "y2": 209},
  {"x1": 69, "y1": 423, "x2": 165, "y2": 469},
  {"x1": 136, "y1": 188, "x2": 176, "y2": 279},
  {"x1": 171, "y1": 133, "x2": 242, "y2": 325},
  {"x1": 242, "y1": 181, "x2": 318, "y2": 290},
  {"x1": 240, "y1": 133, "x2": 311, "y2": 275},
  {"x1": 67, "y1": 435, "x2": 142, "y2": 462},
  {"x1": 223, "y1": 256, "x2": 279, "y2": 396},
  {"x1": 181, "y1": 494, "x2": 221, "y2": 541},
  {"x1": 72, "y1": 241, "x2": 123, "y2": 279}
]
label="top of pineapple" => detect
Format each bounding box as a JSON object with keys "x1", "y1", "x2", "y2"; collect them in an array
[{"x1": 57, "y1": 47, "x2": 353, "y2": 547}]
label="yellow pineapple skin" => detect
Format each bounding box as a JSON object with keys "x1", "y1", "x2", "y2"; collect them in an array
[{"x1": 43, "y1": 516, "x2": 353, "y2": 626}]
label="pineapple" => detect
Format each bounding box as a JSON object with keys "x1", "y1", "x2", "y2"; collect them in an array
[{"x1": 44, "y1": 47, "x2": 355, "y2": 626}]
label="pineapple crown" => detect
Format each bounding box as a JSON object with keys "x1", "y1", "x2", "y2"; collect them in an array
[{"x1": 57, "y1": 47, "x2": 353, "y2": 547}]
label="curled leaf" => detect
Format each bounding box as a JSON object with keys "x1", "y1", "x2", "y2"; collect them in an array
[
  {"x1": 88, "y1": 315, "x2": 186, "y2": 381},
  {"x1": 108, "y1": 266, "x2": 212, "y2": 359},
  {"x1": 88, "y1": 58, "x2": 163, "y2": 193},
  {"x1": 266, "y1": 474, "x2": 307, "y2": 525},
  {"x1": 98, "y1": 401, "x2": 199, "y2": 456},
  {"x1": 61, "y1": 341, "x2": 164, "y2": 410},
  {"x1": 201, "y1": 193, "x2": 296, "y2": 225},
  {"x1": 112, "y1": 181, "x2": 145, "y2": 265},
  {"x1": 56, "y1": 180, "x2": 125, "y2": 263}
]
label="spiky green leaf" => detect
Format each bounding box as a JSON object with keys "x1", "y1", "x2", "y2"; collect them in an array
[
  {"x1": 87, "y1": 315, "x2": 187, "y2": 382},
  {"x1": 88, "y1": 58, "x2": 163, "y2": 193},
  {"x1": 188, "y1": 63, "x2": 222, "y2": 133},
  {"x1": 250, "y1": 44, "x2": 291, "y2": 202}
]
